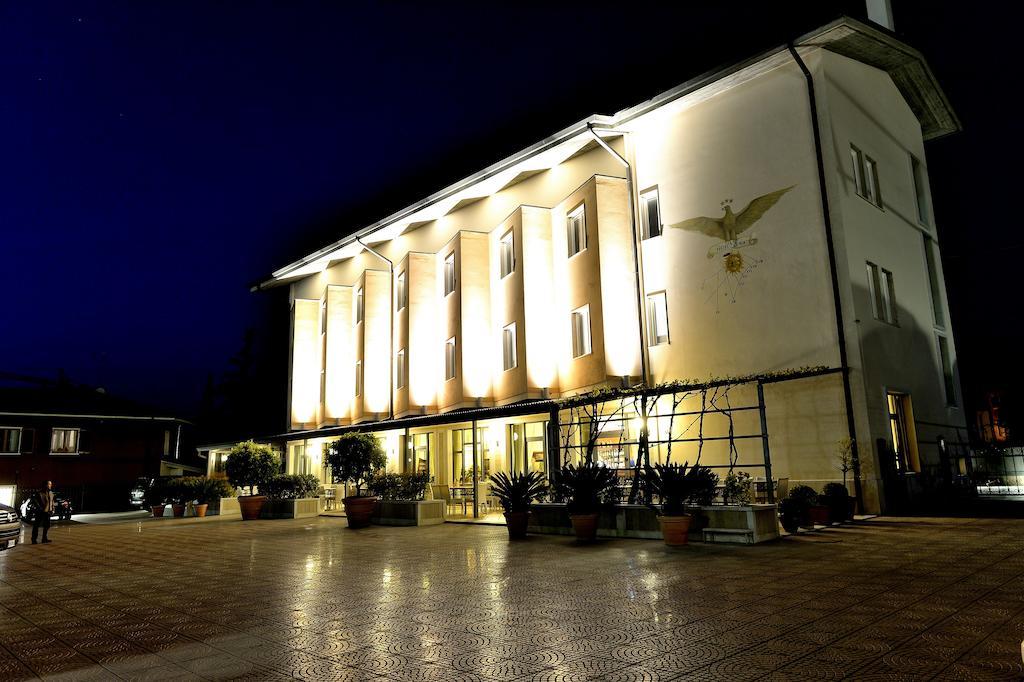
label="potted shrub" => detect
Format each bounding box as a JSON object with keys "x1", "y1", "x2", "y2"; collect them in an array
[
  {"x1": 488, "y1": 471, "x2": 547, "y2": 539},
  {"x1": 722, "y1": 470, "x2": 753, "y2": 505},
  {"x1": 194, "y1": 477, "x2": 234, "y2": 517},
  {"x1": 145, "y1": 478, "x2": 168, "y2": 517},
  {"x1": 262, "y1": 474, "x2": 321, "y2": 518},
  {"x1": 167, "y1": 478, "x2": 188, "y2": 518},
  {"x1": 325, "y1": 432, "x2": 387, "y2": 528},
  {"x1": 821, "y1": 482, "x2": 851, "y2": 523},
  {"x1": 551, "y1": 462, "x2": 618, "y2": 542},
  {"x1": 780, "y1": 484, "x2": 817, "y2": 532},
  {"x1": 225, "y1": 440, "x2": 280, "y2": 521},
  {"x1": 367, "y1": 473, "x2": 442, "y2": 526},
  {"x1": 645, "y1": 462, "x2": 716, "y2": 546}
]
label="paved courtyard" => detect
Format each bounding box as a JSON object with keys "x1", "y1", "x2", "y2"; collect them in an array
[{"x1": 1, "y1": 516, "x2": 1023, "y2": 681}]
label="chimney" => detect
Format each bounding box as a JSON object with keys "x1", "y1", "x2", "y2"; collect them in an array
[{"x1": 865, "y1": 0, "x2": 895, "y2": 30}]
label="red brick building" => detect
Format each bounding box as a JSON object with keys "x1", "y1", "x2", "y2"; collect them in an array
[{"x1": 0, "y1": 385, "x2": 202, "y2": 511}]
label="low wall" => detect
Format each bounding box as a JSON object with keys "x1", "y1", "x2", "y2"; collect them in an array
[
  {"x1": 372, "y1": 499, "x2": 445, "y2": 526},
  {"x1": 262, "y1": 497, "x2": 322, "y2": 519},
  {"x1": 527, "y1": 503, "x2": 779, "y2": 543}
]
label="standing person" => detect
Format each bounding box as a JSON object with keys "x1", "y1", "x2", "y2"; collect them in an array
[{"x1": 32, "y1": 481, "x2": 55, "y2": 544}]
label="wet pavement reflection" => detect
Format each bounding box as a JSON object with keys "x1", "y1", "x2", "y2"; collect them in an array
[{"x1": 0, "y1": 516, "x2": 1022, "y2": 680}]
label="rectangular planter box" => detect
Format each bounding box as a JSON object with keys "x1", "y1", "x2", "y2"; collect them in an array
[
  {"x1": 261, "y1": 497, "x2": 322, "y2": 519},
  {"x1": 218, "y1": 497, "x2": 241, "y2": 518},
  {"x1": 527, "y1": 503, "x2": 662, "y2": 539},
  {"x1": 527, "y1": 503, "x2": 779, "y2": 544},
  {"x1": 371, "y1": 499, "x2": 445, "y2": 526},
  {"x1": 698, "y1": 504, "x2": 779, "y2": 544}
]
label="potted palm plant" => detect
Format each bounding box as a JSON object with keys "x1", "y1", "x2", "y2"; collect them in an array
[
  {"x1": 551, "y1": 462, "x2": 618, "y2": 542},
  {"x1": 645, "y1": 462, "x2": 711, "y2": 546},
  {"x1": 489, "y1": 471, "x2": 547, "y2": 539},
  {"x1": 194, "y1": 477, "x2": 234, "y2": 518},
  {"x1": 325, "y1": 432, "x2": 387, "y2": 529},
  {"x1": 225, "y1": 440, "x2": 280, "y2": 521}
]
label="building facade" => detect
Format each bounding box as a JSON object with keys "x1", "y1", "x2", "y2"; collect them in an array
[
  {"x1": 260, "y1": 17, "x2": 964, "y2": 515},
  {"x1": 0, "y1": 386, "x2": 200, "y2": 511}
]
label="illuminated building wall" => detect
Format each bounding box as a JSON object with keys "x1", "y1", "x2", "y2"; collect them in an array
[{"x1": 277, "y1": 22, "x2": 965, "y2": 514}]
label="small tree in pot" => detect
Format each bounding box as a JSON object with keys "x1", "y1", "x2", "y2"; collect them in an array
[
  {"x1": 225, "y1": 440, "x2": 280, "y2": 520},
  {"x1": 325, "y1": 432, "x2": 387, "y2": 528},
  {"x1": 645, "y1": 462, "x2": 717, "y2": 546},
  {"x1": 779, "y1": 484, "x2": 817, "y2": 533},
  {"x1": 167, "y1": 478, "x2": 190, "y2": 517},
  {"x1": 489, "y1": 471, "x2": 547, "y2": 540},
  {"x1": 551, "y1": 462, "x2": 619, "y2": 542}
]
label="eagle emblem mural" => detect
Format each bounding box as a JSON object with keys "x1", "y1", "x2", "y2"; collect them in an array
[{"x1": 668, "y1": 185, "x2": 794, "y2": 310}]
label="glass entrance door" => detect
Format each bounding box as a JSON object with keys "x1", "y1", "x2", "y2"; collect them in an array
[{"x1": 509, "y1": 421, "x2": 547, "y2": 476}]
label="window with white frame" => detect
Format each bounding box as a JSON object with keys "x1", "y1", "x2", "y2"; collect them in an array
[
  {"x1": 640, "y1": 188, "x2": 662, "y2": 240},
  {"x1": 0, "y1": 428, "x2": 21, "y2": 454},
  {"x1": 397, "y1": 271, "x2": 407, "y2": 311},
  {"x1": 571, "y1": 305, "x2": 592, "y2": 358},
  {"x1": 445, "y1": 337, "x2": 457, "y2": 380},
  {"x1": 911, "y1": 155, "x2": 930, "y2": 226},
  {"x1": 354, "y1": 360, "x2": 362, "y2": 396},
  {"x1": 502, "y1": 323, "x2": 517, "y2": 371},
  {"x1": 866, "y1": 262, "x2": 897, "y2": 324},
  {"x1": 499, "y1": 229, "x2": 515, "y2": 278},
  {"x1": 937, "y1": 334, "x2": 957, "y2": 406},
  {"x1": 355, "y1": 287, "x2": 364, "y2": 324},
  {"x1": 567, "y1": 204, "x2": 586, "y2": 257},
  {"x1": 396, "y1": 349, "x2": 407, "y2": 389},
  {"x1": 51, "y1": 428, "x2": 79, "y2": 454},
  {"x1": 851, "y1": 144, "x2": 882, "y2": 207},
  {"x1": 444, "y1": 253, "x2": 456, "y2": 296},
  {"x1": 646, "y1": 291, "x2": 670, "y2": 345}
]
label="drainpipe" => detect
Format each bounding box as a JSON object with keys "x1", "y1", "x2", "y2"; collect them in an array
[
  {"x1": 585, "y1": 123, "x2": 650, "y2": 388},
  {"x1": 787, "y1": 43, "x2": 865, "y2": 511},
  {"x1": 355, "y1": 237, "x2": 395, "y2": 422}
]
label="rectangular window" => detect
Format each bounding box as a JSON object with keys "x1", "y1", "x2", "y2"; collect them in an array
[
  {"x1": 162, "y1": 430, "x2": 171, "y2": 457},
  {"x1": 937, "y1": 335, "x2": 957, "y2": 406},
  {"x1": 911, "y1": 155, "x2": 930, "y2": 226},
  {"x1": 444, "y1": 253, "x2": 456, "y2": 296},
  {"x1": 866, "y1": 262, "x2": 897, "y2": 324},
  {"x1": 646, "y1": 291, "x2": 670, "y2": 345},
  {"x1": 851, "y1": 144, "x2": 882, "y2": 208},
  {"x1": 396, "y1": 271, "x2": 407, "y2": 311},
  {"x1": 396, "y1": 349, "x2": 407, "y2": 389},
  {"x1": 354, "y1": 361, "x2": 362, "y2": 397},
  {"x1": 355, "y1": 287, "x2": 364, "y2": 324},
  {"x1": 567, "y1": 204, "x2": 587, "y2": 257},
  {"x1": 445, "y1": 337, "x2": 457, "y2": 380},
  {"x1": 571, "y1": 305, "x2": 592, "y2": 358},
  {"x1": 502, "y1": 323, "x2": 517, "y2": 371},
  {"x1": 0, "y1": 428, "x2": 21, "y2": 454},
  {"x1": 320, "y1": 299, "x2": 328, "y2": 333},
  {"x1": 923, "y1": 236, "x2": 945, "y2": 328},
  {"x1": 499, "y1": 229, "x2": 515, "y2": 279},
  {"x1": 640, "y1": 188, "x2": 662, "y2": 240},
  {"x1": 51, "y1": 428, "x2": 79, "y2": 455},
  {"x1": 887, "y1": 392, "x2": 919, "y2": 472}
]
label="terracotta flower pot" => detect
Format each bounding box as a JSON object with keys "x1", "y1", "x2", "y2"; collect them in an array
[
  {"x1": 194, "y1": 504, "x2": 208, "y2": 518},
  {"x1": 504, "y1": 511, "x2": 529, "y2": 539},
  {"x1": 238, "y1": 495, "x2": 267, "y2": 521},
  {"x1": 171, "y1": 504, "x2": 186, "y2": 518},
  {"x1": 808, "y1": 505, "x2": 830, "y2": 527},
  {"x1": 658, "y1": 514, "x2": 693, "y2": 546},
  {"x1": 151, "y1": 505, "x2": 165, "y2": 518},
  {"x1": 569, "y1": 513, "x2": 599, "y2": 542},
  {"x1": 342, "y1": 496, "x2": 378, "y2": 528}
]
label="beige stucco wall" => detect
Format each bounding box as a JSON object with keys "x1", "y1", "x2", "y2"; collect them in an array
[
  {"x1": 323, "y1": 285, "x2": 353, "y2": 424},
  {"x1": 289, "y1": 299, "x2": 319, "y2": 429},
  {"x1": 818, "y1": 49, "x2": 966, "y2": 489}
]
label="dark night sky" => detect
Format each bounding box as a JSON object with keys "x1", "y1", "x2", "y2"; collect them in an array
[{"x1": 1, "y1": 1, "x2": 1020, "y2": 428}]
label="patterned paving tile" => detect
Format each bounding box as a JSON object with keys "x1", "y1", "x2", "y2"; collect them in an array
[{"x1": 0, "y1": 515, "x2": 1022, "y2": 681}]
